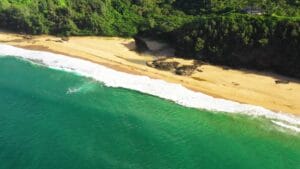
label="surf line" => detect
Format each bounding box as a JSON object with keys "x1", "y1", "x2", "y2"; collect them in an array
[{"x1": 0, "y1": 44, "x2": 299, "y2": 133}]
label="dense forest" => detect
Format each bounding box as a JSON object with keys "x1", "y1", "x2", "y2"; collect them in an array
[{"x1": 0, "y1": 0, "x2": 299, "y2": 78}]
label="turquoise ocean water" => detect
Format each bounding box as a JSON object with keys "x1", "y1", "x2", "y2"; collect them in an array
[{"x1": 0, "y1": 56, "x2": 299, "y2": 169}]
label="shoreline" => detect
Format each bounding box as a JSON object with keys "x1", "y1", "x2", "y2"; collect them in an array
[
  {"x1": 1, "y1": 43, "x2": 300, "y2": 133},
  {"x1": 0, "y1": 33, "x2": 299, "y2": 117}
]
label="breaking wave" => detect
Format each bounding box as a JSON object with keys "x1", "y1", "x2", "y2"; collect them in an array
[{"x1": 0, "y1": 44, "x2": 299, "y2": 132}]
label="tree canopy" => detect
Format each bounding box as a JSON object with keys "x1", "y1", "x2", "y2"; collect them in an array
[{"x1": 0, "y1": 0, "x2": 299, "y2": 78}]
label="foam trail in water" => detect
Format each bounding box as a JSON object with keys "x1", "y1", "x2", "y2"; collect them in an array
[
  {"x1": 0, "y1": 44, "x2": 299, "y2": 132},
  {"x1": 66, "y1": 82, "x2": 96, "y2": 95},
  {"x1": 67, "y1": 87, "x2": 81, "y2": 95}
]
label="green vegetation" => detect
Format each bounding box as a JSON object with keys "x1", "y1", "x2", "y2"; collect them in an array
[
  {"x1": 173, "y1": 15, "x2": 300, "y2": 77},
  {"x1": 0, "y1": 0, "x2": 299, "y2": 78}
]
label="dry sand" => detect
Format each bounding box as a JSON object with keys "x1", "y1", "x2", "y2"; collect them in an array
[{"x1": 0, "y1": 32, "x2": 299, "y2": 115}]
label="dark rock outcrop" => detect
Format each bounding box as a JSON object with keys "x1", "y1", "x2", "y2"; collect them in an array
[
  {"x1": 134, "y1": 36, "x2": 149, "y2": 52},
  {"x1": 175, "y1": 65, "x2": 197, "y2": 76},
  {"x1": 147, "y1": 58, "x2": 199, "y2": 76},
  {"x1": 147, "y1": 59, "x2": 180, "y2": 71}
]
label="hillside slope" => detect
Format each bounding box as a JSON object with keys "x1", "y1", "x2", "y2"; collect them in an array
[{"x1": 0, "y1": 0, "x2": 299, "y2": 78}]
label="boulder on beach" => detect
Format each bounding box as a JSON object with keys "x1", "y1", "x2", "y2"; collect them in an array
[
  {"x1": 147, "y1": 59, "x2": 180, "y2": 71},
  {"x1": 175, "y1": 65, "x2": 197, "y2": 76}
]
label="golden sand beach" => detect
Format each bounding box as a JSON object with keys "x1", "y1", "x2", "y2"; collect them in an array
[{"x1": 0, "y1": 32, "x2": 299, "y2": 115}]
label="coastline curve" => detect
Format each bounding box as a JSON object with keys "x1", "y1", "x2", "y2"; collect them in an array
[{"x1": 0, "y1": 44, "x2": 299, "y2": 132}]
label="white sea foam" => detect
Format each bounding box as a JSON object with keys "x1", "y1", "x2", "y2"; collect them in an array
[
  {"x1": 272, "y1": 121, "x2": 300, "y2": 132},
  {"x1": 66, "y1": 87, "x2": 81, "y2": 95},
  {"x1": 0, "y1": 44, "x2": 299, "y2": 132},
  {"x1": 66, "y1": 82, "x2": 95, "y2": 94}
]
